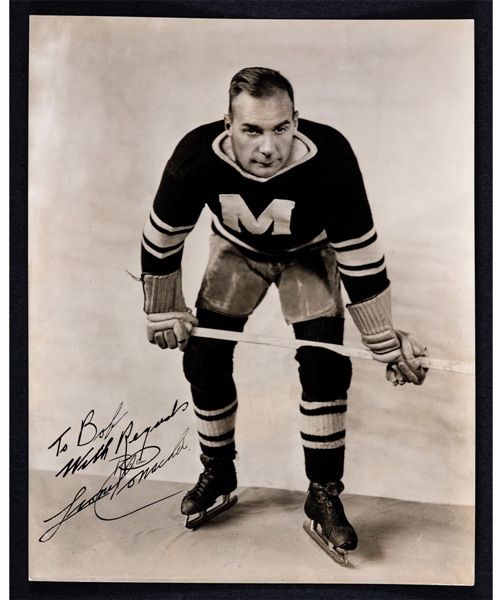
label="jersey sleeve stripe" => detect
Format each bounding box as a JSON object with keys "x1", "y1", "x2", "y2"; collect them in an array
[
  {"x1": 143, "y1": 218, "x2": 190, "y2": 249},
  {"x1": 150, "y1": 209, "x2": 196, "y2": 234},
  {"x1": 332, "y1": 231, "x2": 378, "y2": 253},
  {"x1": 337, "y1": 256, "x2": 385, "y2": 272},
  {"x1": 337, "y1": 261, "x2": 387, "y2": 277},
  {"x1": 141, "y1": 235, "x2": 184, "y2": 260},
  {"x1": 332, "y1": 238, "x2": 385, "y2": 268},
  {"x1": 329, "y1": 226, "x2": 377, "y2": 250},
  {"x1": 142, "y1": 233, "x2": 184, "y2": 255}
]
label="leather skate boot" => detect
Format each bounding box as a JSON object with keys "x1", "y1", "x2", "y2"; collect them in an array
[
  {"x1": 303, "y1": 481, "x2": 357, "y2": 565},
  {"x1": 181, "y1": 453, "x2": 238, "y2": 528}
]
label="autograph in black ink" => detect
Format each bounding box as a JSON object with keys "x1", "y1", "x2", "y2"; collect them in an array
[
  {"x1": 51, "y1": 399, "x2": 188, "y2": 477},
  {"x1": 40, "y1": 400, "x2": 190, "y2": 543}
]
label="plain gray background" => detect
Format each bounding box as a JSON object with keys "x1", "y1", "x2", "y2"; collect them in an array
[{"x1": 29, "y1": 17, "x2": 474, "y2": 507}]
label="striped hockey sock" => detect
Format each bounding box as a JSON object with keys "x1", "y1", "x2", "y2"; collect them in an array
[
  {"x1": 192, "y1": 395, "x2": 238, "y2": 459},
  {"x1": 183, "y1": 308, "x2": 247, "y2": 461},
  {"x1": 300, "y1": 392, "x2": 347, "y2": 483},
  {"x1": 293, "y1": 317, "x2": 351, "y2": 483}
]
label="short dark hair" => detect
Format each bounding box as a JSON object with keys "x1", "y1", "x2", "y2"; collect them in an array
[{"x1": 228, "y1": 67, "x2": 295, "y2": 117}]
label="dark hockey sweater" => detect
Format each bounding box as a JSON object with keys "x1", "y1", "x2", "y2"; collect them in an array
[{"x1": 141, "y1": 119, "x2": 389, "y2": 303}]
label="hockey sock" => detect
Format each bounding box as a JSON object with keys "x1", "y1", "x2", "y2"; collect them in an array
[
  {"x1": 192, "y1": 394, "x2": 238, "y2": 460},
  {"x1": 293, "y1": 317, "x2": 352, "y2": 483},
  {"x1": 183, "y1": 309, "x2": 247, "y2": 461}
]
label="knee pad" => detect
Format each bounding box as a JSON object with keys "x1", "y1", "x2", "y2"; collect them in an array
[
  {"x1": 182, "y1": 308, "x2": 247, "y2": 397},
  {"x1": 183, "y1": 337, "x2": 236, "y2": 393},
  {"x1": 295, "y1": 346, "x2": 352, "y2": 400}
]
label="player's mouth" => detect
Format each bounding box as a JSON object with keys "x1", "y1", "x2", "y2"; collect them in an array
[{"x1": 254, "y1": 159, "x2": 279, "y2": 168}]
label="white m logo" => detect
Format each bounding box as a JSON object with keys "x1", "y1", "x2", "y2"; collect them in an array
[{"x1": 219, "y1": 194, "x2": 295, "y2": 236}]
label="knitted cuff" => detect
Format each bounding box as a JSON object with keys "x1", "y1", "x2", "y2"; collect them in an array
[
  {"x1": 347, "y1": 285, "x2": 400, "y2": 357},
  {"x1": 347, "y1": 284, "x2": 392, "y2": 332},
  {"x1": 142, "y1": 270, "x2": 188, "y2": 314}
]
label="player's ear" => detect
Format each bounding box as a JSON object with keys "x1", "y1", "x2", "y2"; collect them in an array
[
  {"x1": 293, "y1": 110, "x2": 299, "y2": 129},
  {"x1": 224, "y1": 114, "x2": 232, "y2": 134}
]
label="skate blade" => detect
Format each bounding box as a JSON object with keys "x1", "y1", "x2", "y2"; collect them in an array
[
  {"x1": 303, "y1": 519, "x2": 349, "y2": 566},
  {"x1": 184, "y1": 494, "x2": 238, "y2": 530}
]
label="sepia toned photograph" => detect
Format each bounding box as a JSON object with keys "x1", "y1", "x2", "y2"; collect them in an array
[{"x1": 28, "y1": 16, "x2": 475, "y2": 585}]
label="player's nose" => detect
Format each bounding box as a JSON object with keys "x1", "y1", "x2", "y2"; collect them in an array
[{"x1": 258, "y1": 134, "x2": 276, "y2": 157}]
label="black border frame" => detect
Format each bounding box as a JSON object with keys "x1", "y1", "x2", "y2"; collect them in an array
[{"x1": 11, "y1": 1, "x2": 492, "y2": 599}]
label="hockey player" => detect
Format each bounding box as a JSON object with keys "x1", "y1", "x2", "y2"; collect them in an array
[{"x1": 141, "y1": 67, "x2": 427, "y2": 564}]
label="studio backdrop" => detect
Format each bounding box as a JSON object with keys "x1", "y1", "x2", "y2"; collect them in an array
[{"x1": 28, "y1": 16, "x2": 475, "y2": 584}]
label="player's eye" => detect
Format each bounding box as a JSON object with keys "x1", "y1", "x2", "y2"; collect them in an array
[
  {"x1": 243, "y1": 127, "x2": 260, "y2": 135},
  {"x1": 274, "y1": 126, "x2": 288, "y2": 134}
]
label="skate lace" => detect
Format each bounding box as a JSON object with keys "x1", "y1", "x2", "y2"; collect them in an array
[
  {"x1": 317, "y1": 486, "x2": 344, "y2": 513},
  {"x1": 190, "y1": 469, "x2": 216, "y2": 500}
]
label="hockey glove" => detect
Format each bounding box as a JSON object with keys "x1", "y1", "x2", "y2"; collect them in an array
[
  {"x1": 347, "y1": 284, "x2": 427, "y2": 385},
  {"x1": 386, "y1": 331, "x2": 428, "y2": 386},
  {"x1": 142, "y1": 271, "x2": 198, "y2": 352}
]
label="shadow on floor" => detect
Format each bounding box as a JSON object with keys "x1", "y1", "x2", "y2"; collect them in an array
[{"x1": 29, "y1": 470, "x2": 474, "y2": 584}]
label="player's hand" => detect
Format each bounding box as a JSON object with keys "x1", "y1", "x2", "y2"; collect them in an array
[
  {"x1": 385, "y1": 331, "x2": 428, "y2": 386},
  {"x1": 146, "y1": 311, "x2": 198, "y2": 352}
]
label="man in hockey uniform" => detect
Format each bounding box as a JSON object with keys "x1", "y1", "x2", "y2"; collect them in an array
[{"x1": 142, "y1": 67, "x2": 427, "y2": 562}]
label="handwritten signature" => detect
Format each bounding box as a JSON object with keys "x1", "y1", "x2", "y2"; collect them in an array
[{"x1": 40, "y1": 400, "x2": 190, "y2": 543}]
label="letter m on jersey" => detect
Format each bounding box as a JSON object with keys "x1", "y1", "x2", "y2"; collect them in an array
[{"x1": 219, "y1": 194, "x2": 295, "y2": 235}]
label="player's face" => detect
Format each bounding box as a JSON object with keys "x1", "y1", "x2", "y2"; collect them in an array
[{"x1": 224, "y1": 91, "x2": 299, "y2": 178}]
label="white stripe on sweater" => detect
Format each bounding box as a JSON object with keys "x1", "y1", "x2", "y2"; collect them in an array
[
  {"x1": 141, "y1": 237, "x2": 184, "y2": 260},
  {"x1": 337, "y1": 261, "x2": 386, "y2": 277},
  {"x1": 332, "y1": 238, "x2": 384, "y2": 268},
  {"x1": 150, "y1": 209, "x2": 196, "y2": 233},
  {"x1": 143, "y1": 218, "x2": 190, "y2": 249},
  {"x1": 329, "y1": 226, "x2": 376, "y2": 250}
]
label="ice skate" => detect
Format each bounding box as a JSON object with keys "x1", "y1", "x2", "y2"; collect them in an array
[
  {"x1": 303, "y1": 481, "x2": 357, "y2": 565},
  {"x1": 181, "y1": 454, "x2": 238, "y2": 529}
]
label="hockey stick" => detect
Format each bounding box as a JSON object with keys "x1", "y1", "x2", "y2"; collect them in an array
[{"x1": 191, "y1": 327, "x2": 475, "y2": 375}]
